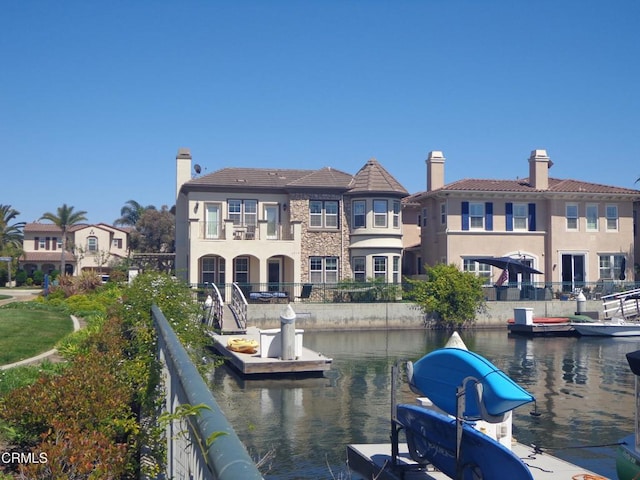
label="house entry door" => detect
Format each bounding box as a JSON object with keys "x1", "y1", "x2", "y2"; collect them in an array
[
  {"x1": 268, "y1": 258, "x2": 282, "y2": 291},
  {"x1": 561, "y1": 254, "x2": 585, "y2": 292}
]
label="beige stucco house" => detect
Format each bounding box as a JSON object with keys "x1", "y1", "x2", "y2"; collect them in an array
[
  {"x1": 174, "y1": 148, "x2": 409, "y2": 297},
  {"x1": 21, "y1": 222, "x2": 129, "y2": 277},
  {"x1": 408, "y1": 149, "x2": 640, "y2": 295}
]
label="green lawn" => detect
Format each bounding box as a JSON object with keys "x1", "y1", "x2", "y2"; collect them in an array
[{"x1": 0, "y1": 305, "x2": 74, "y2": 365}]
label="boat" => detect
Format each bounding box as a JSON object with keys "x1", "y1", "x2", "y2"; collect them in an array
[
  {"x1": 571, "y1": 318, "x2": 640, "y2": 337},
  {"x1": 616, "y1": 350, "x2": 640, "y2": 479},
  {"x1": 397, "y1": 404, "x2": 534, "y2": 480},
  {"x1": 406, "y1": 347, "x2": 535, "y2": 421}
]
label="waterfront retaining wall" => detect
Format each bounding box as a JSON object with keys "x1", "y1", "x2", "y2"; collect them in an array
[{"x1": 246, "y1": 299, "x2": 602, "y2": 330}]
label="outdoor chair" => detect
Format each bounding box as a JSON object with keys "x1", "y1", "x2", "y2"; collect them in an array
[{"x1": 296, "y1": 283, "x2": 313, "y2": 302}]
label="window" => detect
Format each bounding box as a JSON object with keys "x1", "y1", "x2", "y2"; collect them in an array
[
  {"x1": 373, "y1": 200, "x2": 388, "y2": 227},
  {"x1": 325, "y1": 201, "x2": 338, "y2": 228},
  {"x1": 513, "y1": 203, "x2": 528, "y2": 231},
  {"x1": 586, "y1": 204, "x2": 598, "y2": 231},
  {"x1": 463, "y1": 258, "x2": 491, "y2": 285},
  {"x1": 606, "y1": 205, "x2": 618, "y2": 231},
  {"x1": 227, "y1": 199, "x2": 257, "y2": 227},
  {"x1": 421, "y1": 208, "x2": 427, "y2": 227},
  {"x1": 234, "y1": 257, "x2": 249, "y2": 284},
  {"x1": 309, "y1": 200, "x2": 339, "y2": 229},
  {"x1": 373, "y1": 256, "x2": 387, "y2": 280},
  {"x1": 393, "y1": 201, "x2": 400, "y2": 228},
  {"x1": 39, "y1": 238, "x2": 46, "y2": 249},
  {"x1": 566, "y1": 204, "x2": 578, "y2": 230},
  {"x1": 56, "y1": 238, "x2": 62, "y2": 249},
  {"x1": 87, "y1": 236, "x2": 98, "y2": 252},
  {"x1": 599, "y1": 254, "x2": 625, "y2": 280},
  {"x1": 352, "y1": 256, "x2": 366, "y2": 281},
  {"x1": 202, "y1": 257, "x2": 225, "y2": 285},
  {"x1": 309, "y1": 256, "x2": 339, "y2": 283},
  {"x1": 440, "y1": 203, "x2": 446, "y2": 225},
  {"x1": 393, "y1": 256, "x2": 400, "y2": 283},
  {"x1": 353, "y1": 200, "x2": 366, "y2": 228},
  {"x1": 469, "y1": 202, "x2": 485, "y2": 229}
]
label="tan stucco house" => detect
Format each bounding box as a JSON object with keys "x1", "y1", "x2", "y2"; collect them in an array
[
  {"x1": 408, "y1": 149, "x2": 640, "y2": 295},
  {"x1": 174, "y1": 148, "x2": 409, "y2": 298},
  {"x1": 21, "y1": 222, "x2": 130, "y2": 276}
]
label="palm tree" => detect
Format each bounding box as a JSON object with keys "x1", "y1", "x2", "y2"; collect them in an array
[
  {"x1": 114, "y1": 200, "x2": 156, "y2": 227},
  {"x1": 0, "y1": 204, "x2": 26, "y2": 251},
  {"x1": 40, "y1": 204, "x2": 88, "y2": 275}
]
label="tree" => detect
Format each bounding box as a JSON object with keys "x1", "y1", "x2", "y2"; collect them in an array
[
  {"x1": 0, "y1": 204, "x2": 26, "y2": 251},
  {"x1": 406, "y1": 263, "x2": 486, "y2": 329},
  {"x1": 40, "y1": 204, "x2": 88, "y2": 275},
  {"x1": 130, "y1": 206, "x2": 175, "y2": 271},
  {"x1": 114, "y1": 200, "x2": 156, "y2": 227}
]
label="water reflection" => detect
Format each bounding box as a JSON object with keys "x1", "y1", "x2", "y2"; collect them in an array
[{"x1": 207, "y1": 330, "x2": 640, "y2": 479}]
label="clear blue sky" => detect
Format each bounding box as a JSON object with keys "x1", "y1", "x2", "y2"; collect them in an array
[{"x1": 2, "y1": 1, "x2": 639, "y2": 224}]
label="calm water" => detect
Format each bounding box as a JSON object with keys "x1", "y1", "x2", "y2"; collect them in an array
[{"x1": 207, "y1": 330, "x2": 640, "y2": 479}]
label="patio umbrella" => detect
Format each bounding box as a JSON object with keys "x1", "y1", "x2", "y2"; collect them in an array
[
  {"x1": 620, "y1": 257, "x2": 626, "y2": 281},
  {"x1": 468, "y1": 256, "x2": 543, "y2": 275}
]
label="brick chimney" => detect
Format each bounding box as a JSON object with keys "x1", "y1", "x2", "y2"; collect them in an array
[
  {"x1": 176, "y1": 148, "x2": 192, "y2": 199},
  {"x1": 426, "y1": 151, "x2": 445, "y2": 191},
  {"x1": 528, "y1": 149, "x2": 551, "y2": 190}
]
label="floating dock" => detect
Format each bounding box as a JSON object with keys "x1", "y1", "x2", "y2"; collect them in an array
[
  {"x1": 209, "y1": 327, "x2": 332, "y2": 375},
  {"x1": 347, "y1": 442, "x2": 609, "y2": 479},
  {"x1": 507, "y1": 317, "x2": 577, "y2": 336}
]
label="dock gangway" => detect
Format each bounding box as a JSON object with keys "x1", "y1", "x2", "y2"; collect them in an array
[{"x1": 602, "y1": 287, "x2": 640, "y2": 321}]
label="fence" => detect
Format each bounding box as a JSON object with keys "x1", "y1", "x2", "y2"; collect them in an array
[
  {"x1": 192, "y1": 280, "x2": 640, "y2": 304},
  {"x1": 153, "y1": 304, "x2": 263, "y2": 480}
]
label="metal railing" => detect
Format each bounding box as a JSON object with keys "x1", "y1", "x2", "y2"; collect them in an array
[
  {"x1": 153, "y1": 304, "x2": 263, "y2": 480},
  {"x1": 230, "y1": 282, "x2": 248, "y2": 330},
  {"x1": 192, "y1": 280, "x2": 640, "y2": 305},
  {"x1": 202, "y1": 282, "x2": 224, "y2": 329},
  {"x1": 197, "y1": 221, "x2": 295, "y2": 241}
]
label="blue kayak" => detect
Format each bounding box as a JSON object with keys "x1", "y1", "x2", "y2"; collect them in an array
[
  {"x1": 397, "y1": 405, "x2": 534, "y2": 480},
  {"x1": 407, "y1": 347, "x2": 534, "y2": 421}
]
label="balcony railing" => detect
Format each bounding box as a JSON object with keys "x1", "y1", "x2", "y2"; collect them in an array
[{"x1": 197, "y1": 221, "x2": 295, "y2": 241}]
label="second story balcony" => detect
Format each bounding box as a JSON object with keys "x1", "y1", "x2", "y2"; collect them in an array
[{"x1": 196, "y1": 219, "x2": 299, "y2": 241}]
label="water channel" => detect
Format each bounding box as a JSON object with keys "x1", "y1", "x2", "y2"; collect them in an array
[{"x1": 207, "y1": 329, "x2": 640, "y2": 479}]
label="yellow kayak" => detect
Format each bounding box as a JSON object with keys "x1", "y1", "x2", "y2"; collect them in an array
[{"x1": 227, "y1": 338, "x2": 259, "y2": 354}]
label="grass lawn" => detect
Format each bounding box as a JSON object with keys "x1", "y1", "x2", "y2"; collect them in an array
[{"x1": 0, "y1": 305, "x2": 74, "y2": 365}]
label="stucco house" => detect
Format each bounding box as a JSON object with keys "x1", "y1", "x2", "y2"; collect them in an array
[
  {"x1": 20, "y1": 222, "x2": 130, "y2": 277},
  {"x1": 174, "y1": 148, "x2": 409, "y2": 298},
  {"x1": 408, "y1": 149, "x2": 640, "y2": 296}
]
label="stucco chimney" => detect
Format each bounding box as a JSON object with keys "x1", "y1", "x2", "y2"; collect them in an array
[
  {"x1": 176, "y1": 148, "x2": 192, "y2": 198},
  {"x1": 426, "y1": 151, "x2": 445, "y2": 191},
  {"x1": 528, "y1": 149, "x2": 551, "y2": 190}
]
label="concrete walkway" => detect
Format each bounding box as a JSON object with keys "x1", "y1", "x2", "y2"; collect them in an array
[{"x1": 0, "y1": 288, "x2": 81, "y2": 370}]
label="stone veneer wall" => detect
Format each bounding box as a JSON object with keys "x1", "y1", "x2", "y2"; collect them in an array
[{"x1": 289, "y1": 193, "x2": 352, "y2": 281}]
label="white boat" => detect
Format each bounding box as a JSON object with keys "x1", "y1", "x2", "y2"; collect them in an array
[{"x1": 571, "y1": 317, "x2": 640, "y2": 336}]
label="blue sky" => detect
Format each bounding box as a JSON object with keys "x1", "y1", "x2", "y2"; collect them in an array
[{"x1": 2, "y1": 1, "x2": 639, "y2": 224}]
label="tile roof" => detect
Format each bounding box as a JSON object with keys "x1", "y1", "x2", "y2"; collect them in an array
[
  {"x1": 24, "y1": 223, "x2": 63, "y2": 233},
  {"x1": 410, "y1": 177, "x2": 640, "y2": 198},
  {"x1": 21, "y1": 251, "x2": 75, "y2": 262},
  {"x1": 183, "y1": 161, "x2": 407, "y2": 195},
  {"x1": 350, "y1": 158, "x2": 408, "y2": 195}
]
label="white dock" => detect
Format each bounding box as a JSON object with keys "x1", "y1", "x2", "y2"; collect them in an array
[
  {"x1": 209, "y1": 327, "x2": 332, "y2": 375},
  {"x1": 347, "y1": 442, "x2": 609, "y2": 480}
]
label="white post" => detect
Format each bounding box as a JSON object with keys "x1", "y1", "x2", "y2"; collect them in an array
[{"x1": 280, "y1": 304, "x2": 296, "y2": 360}]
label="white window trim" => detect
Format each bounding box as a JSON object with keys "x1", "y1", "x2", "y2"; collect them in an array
[
  {"x1": 586, "y1": 204, "x2": 598, "y2": 232},
  {"x1": 606, "y1": 204, "x2": 618, "y2": 232},
  {"x1": 469, "y1": 202, "x2": 485, "y2": 230},
  {"x1": 566, "y1": 203, "x2": 579, "y2": 231}
]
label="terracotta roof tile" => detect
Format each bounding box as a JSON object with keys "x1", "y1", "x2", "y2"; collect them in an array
[
  {"x1": 350, "y1": 158, "x2": 408, "y2": 195},
  {"x1": 286, "y1": 167, "x2": 353, "y2": 189},
  {"x1": 21, "y1": 251, "x2": 75, "y2": 262},
  {"x1": 428, "y1": 177, "x2": 640, "y2": 196}
]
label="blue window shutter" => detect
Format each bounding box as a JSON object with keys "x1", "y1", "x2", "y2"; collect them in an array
[
  {"x1": 485, "y1": 202, "x2": 493, "y2": 231},
  {"x1": 506, "y1": 203, "x2": 513, "y2": 231},
  {"x1": 462, "y1": 202, "x2": 469, "y2": 230},
  {"x1": 528, "y1": 203, "x2": 536, "y2": 231}
]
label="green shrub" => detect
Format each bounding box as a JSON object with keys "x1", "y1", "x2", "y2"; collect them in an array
[
  {"x1": 32, "y1": 270, "x2": 44, "y2": 286},
  {"x1": 14, "y1": 270, "x2": 27, "y2": 287}
]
